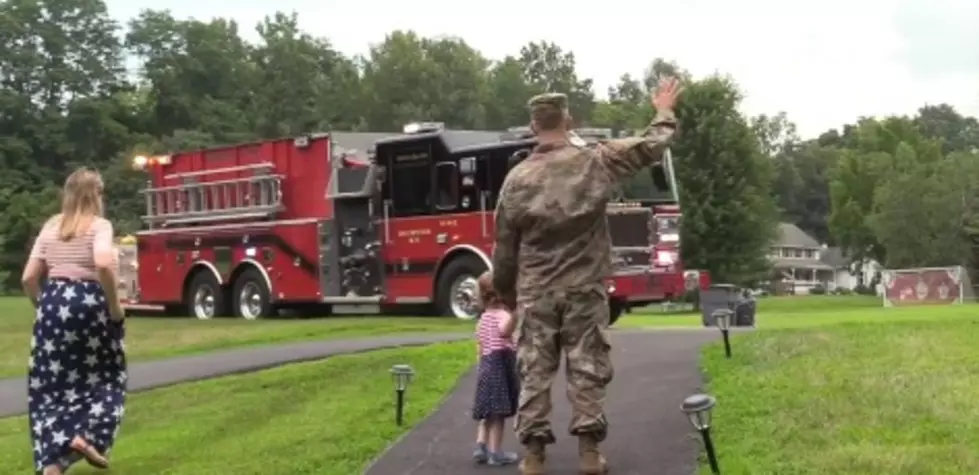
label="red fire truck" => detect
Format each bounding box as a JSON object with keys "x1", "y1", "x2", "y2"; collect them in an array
[{"x1": 121, "y1": 123, "x2": 706, "y2": 322}]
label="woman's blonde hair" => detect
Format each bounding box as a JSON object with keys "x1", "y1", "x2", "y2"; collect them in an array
[{"x1": 57, "y1": 167, "x2": 104, "y2": 241}]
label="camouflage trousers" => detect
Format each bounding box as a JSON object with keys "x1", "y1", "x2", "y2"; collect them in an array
[{"x1": 513, "y1": 284, "x2": 614, "y2": 445}]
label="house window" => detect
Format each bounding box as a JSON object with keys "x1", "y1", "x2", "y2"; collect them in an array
[
  {"x1": 792, "y1": 248, "x2": 803, "y2": 258},
  {"x1": 804, "y1": 249, "x2": 815, "y2": 259}
]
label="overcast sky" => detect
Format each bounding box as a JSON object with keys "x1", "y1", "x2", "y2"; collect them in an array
[{"x1": 107, "y1": 0, "x2": 978, "y2": 138}]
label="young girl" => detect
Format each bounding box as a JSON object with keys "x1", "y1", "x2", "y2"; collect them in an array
[{"x1": 471, "y1": 271, "x2": 520, "y2": 466}]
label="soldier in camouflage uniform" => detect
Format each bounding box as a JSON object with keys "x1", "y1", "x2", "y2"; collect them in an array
[{"x1": 491, "y1": 77, "x2": 683, "y2": 475}]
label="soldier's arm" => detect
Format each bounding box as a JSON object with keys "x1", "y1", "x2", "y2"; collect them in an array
[
  {"x1": 596, "y1": 109, "x2": 677, "y2": 182},
  {"x1": 491, "y1": 176, "x2": 521, "y2": 305}
]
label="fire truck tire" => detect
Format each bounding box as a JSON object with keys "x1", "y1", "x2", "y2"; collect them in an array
[
  {"x1": 231, "y1": 267, "x2": 273, "y2": 320},
  {"x1": 185, "y1": 271, "x2": 227, "y2": 320},
  {"x1": 435, "y1": 254, "x2": 487, "y2": 320}
]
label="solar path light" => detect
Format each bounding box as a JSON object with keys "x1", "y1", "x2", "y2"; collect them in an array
[
  {"x1": 682, "y1": 393, "x2": 721, "y2": 474},
  {"x1": 390, "y1": 364, "x2": 415, "y2": 426},
  {"x1": 712, "y1": 308, "x2": 733, "y2": 358}
]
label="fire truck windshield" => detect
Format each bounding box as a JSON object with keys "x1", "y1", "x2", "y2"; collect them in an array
[{"x1": 618, "y1": 173, "x2": 658, "y2": 200}]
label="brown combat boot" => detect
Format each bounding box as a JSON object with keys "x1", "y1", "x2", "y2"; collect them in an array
[
  {"x1": 519, "y1": 439, "x2": 546, "y2": 475},
  {"x1": 578, "y1": 434, "x2": 608, "y2": 475}
]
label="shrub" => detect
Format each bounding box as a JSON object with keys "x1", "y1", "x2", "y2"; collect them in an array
[
  {"x1": 853, "y1": 283, "x2": 876, "y2": 296},
  {"x1": 809, "y1": 284, "x2": 827, "y2": 295}
]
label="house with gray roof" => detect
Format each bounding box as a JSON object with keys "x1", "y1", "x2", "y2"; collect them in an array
[
  {"x1": 770, "y1": 223, "x2": 882, "y2": 294},
  {"x1": 770, "y1": 223, "x2": 835, "y2": 293}
]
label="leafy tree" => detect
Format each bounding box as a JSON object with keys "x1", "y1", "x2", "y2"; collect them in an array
[
  {"x1": 915, "y1": 104, "x2": 979, "y2": 154},
  {"x1": 751, "y1": 112, "x2": 799, "y2": 158},
  {"x1": 517, "y1": 41, "x2": 595, "y2": 124},
  {"x1": 126, "y1": 10, "x2": 255, "y2": 142},
  {"x1": 483, "y1": 56, "x2": 534, "y2": 129},
  {"x1": 671, "y1": 75, "x2": 778, "y2": 284},
  {"x1": 870, "y1": 150, "x2": 979, "y2": 269},
  {"x1": 772, "y1": 143, "x2": 837, "y2": 243}
]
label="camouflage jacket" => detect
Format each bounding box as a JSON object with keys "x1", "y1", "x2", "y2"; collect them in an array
[{"x1": 491, "y1": 110, "x2": 677, "y2": 300}]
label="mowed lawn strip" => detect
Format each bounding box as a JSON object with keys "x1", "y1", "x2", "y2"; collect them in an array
[
  {"x1": 0, "y1": 297, "x2": 473, "y2": 378},
  {"x1": 700, "y1": 319, "x2": 979, "y2": 475},
  {"x1": 0, "y1": 340, "x2": 476, "y2": 475},
  {"x1": 619, "y1": 295, "x2": 978, "y2": 330}
]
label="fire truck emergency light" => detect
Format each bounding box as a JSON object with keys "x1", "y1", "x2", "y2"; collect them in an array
[
  {"x1": 132, "y1": 154, "x2": 172, "y2": 170},
  {"x1": 655, "y1": 250, "x2": 678, "y2": 266},
  {"x1": 402, "y1": 122, "x2": 444, "y2": 134}
]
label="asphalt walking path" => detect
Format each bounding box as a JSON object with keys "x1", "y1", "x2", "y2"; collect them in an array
[
  {"x1": 0, "y1": 332, "x2": 471, "y2": 418},
  {"x1": 365, "y1": 329, "x2": 721, "y2": 475}
]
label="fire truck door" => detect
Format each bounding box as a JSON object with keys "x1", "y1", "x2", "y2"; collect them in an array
[{"x1": 326, "y1": 165, "x2": 385, "y2": 298}]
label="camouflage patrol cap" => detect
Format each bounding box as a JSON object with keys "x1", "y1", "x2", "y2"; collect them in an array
[{"x1": 527, "y1": 92, "x2": 569, "y2": 111}]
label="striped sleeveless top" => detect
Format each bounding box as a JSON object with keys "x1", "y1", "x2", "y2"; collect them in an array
[
  {"x1": 29, "y1": 216, "x2": 115, "y2": 280},
  {"x1": 476, "y1": 307, "x2": 516, "y2": 356}
]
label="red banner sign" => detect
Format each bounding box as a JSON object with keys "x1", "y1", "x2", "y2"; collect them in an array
[{"x1": 882, "y1": 267, "x2": 964, "y2": 307}]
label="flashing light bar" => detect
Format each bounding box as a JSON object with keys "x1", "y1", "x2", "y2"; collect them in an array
[
  {"x1": 132, "y1": 154, "x2": 172, "y2": 170},
  {"x1": 403, "y1": 122, "x2": 444, "y2": 134}
]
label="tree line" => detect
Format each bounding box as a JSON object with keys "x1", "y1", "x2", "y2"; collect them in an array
[{"x1": 1, "y1": 0, "x2": 977, "y2": 291}]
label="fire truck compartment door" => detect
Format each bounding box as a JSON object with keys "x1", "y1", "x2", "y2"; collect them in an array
[{"x1": 323, "y1": 197, "x2": 384, "y2": 298}]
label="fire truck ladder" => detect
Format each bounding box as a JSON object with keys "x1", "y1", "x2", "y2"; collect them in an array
[{"x1": 142, "y1": 163, "x2": 285, "y2": 227}]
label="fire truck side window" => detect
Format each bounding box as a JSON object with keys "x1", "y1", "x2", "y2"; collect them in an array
[
  {"x1": 434, "y1": 161, "x2": 459, "y2": 211},
  {"x1": 389, "y1": 159, "x2": 431, "y2": 216},
  {"x1": 486, "y1": 148, "x2": 516, "y2": 208}
]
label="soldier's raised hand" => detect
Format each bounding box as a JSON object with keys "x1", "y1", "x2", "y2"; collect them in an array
[{"x1": 651, "y1": 77, "x2": 683, "y2": 111}]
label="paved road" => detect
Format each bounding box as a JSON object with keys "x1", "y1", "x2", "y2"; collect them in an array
[
  {"x1": 0, "y1": 332, "x2": 471, "y2": 418},
  {"x1": 365, "y1": 330, "x2": 719, "y2": 475}
]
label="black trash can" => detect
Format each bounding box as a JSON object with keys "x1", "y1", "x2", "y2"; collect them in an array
[
  {"x1": 701, "y1": 284, "x2": 738, "y2": 327},
  {"x1": 734, "y1": 291, "x2": 756, "y2": 327}
]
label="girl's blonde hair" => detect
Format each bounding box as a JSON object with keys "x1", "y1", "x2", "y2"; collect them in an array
[
  {"x1": 57, "y1": 167, "x2": 104, "y2": 241},
  {"x1": 477, "y1": 271, "x2": 503, "y2": 309}
]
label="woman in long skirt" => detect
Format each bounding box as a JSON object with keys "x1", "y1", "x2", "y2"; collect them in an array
[{"x1": 22, "y1": 168, "x2": 128, "y2": 475}]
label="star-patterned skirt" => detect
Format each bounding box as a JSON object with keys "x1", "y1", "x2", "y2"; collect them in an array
[
  {"x1": 28, "y1": 278, "x2": 127, "y2": 473},
  {"x1": 472, "y1": 349, "x2": 519, "y2": 421}
]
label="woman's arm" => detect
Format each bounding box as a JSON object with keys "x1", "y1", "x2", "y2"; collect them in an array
[
  {"x1": 21, "y1": 231, "x2": 48, "y2": 306},
  {"x1": 93, "y1": 219, "x2": 123, "y2": 319},
  {"x1": 498, "y1": 309, "x2": 517, "y2": 339}
]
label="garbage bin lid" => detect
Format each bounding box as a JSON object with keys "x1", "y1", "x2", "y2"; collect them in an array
[{"x1": 708, "y1": 284, "x2": 737, "y2": 290}]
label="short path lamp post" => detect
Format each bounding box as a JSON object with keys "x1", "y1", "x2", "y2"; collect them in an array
[
  {"x1": 390, "y1": 364, "x2": 415, "y2": 426},
  {"x1": 712, "y1": 309, "x2": 733, "y2": 358},
  {"x1": 682, "y1": 393, "x2": 721, "y2": 474}
]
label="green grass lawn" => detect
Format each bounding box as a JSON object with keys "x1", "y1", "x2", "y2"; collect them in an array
[
  {"x1": 699, "y1": 313, "x2": 979, "y2": 474},
  {"x1": 0, "y1": 297, "x2": 472, "y2": 378},
  {"x1": 0, "y1": 340, "x2": 476, "y2": 474},
  {"x1": 621, "y1": 295, "x2": 979, "y2": 329}
]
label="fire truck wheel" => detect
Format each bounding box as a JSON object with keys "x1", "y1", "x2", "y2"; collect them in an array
[
  {"x1": 186, "y1": 271, "x2": 227, "y2": 320},
  {"x1": 232, "y1": 268, "x2": 272, "y2": 320},
  {"x1": 435, "y1": 255, "x2": 487, "y2": 320}
]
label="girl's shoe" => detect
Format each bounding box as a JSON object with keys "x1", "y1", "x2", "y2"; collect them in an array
[
  {"x1": 487, "y1": 451, "x2": 519, "y2": 466},
  {"x1": 70, "y1": 436, "x2": 108, "y2": 469},
  {"x1": 473, "y1": 443, "x2": 489, "y2": 464}
]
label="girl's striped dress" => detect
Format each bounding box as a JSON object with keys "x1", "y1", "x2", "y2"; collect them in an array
[
  {"x1": 472, "y1": 307, "x2": 520, "y2": 420},
  {"x1": 26, "y1": 217, "x2": 127, "y2": 473}
]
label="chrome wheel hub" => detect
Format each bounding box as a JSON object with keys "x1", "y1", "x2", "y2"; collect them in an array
[
  {"x1": 450, "y1": 275, "x2": 480, "y2": 320},
  {"x1": 238, "y1": 282, "x2": 264, "y2": 320},
  {"x1": 193, "y1": 287, "x2": 215, "y2": 320}
]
